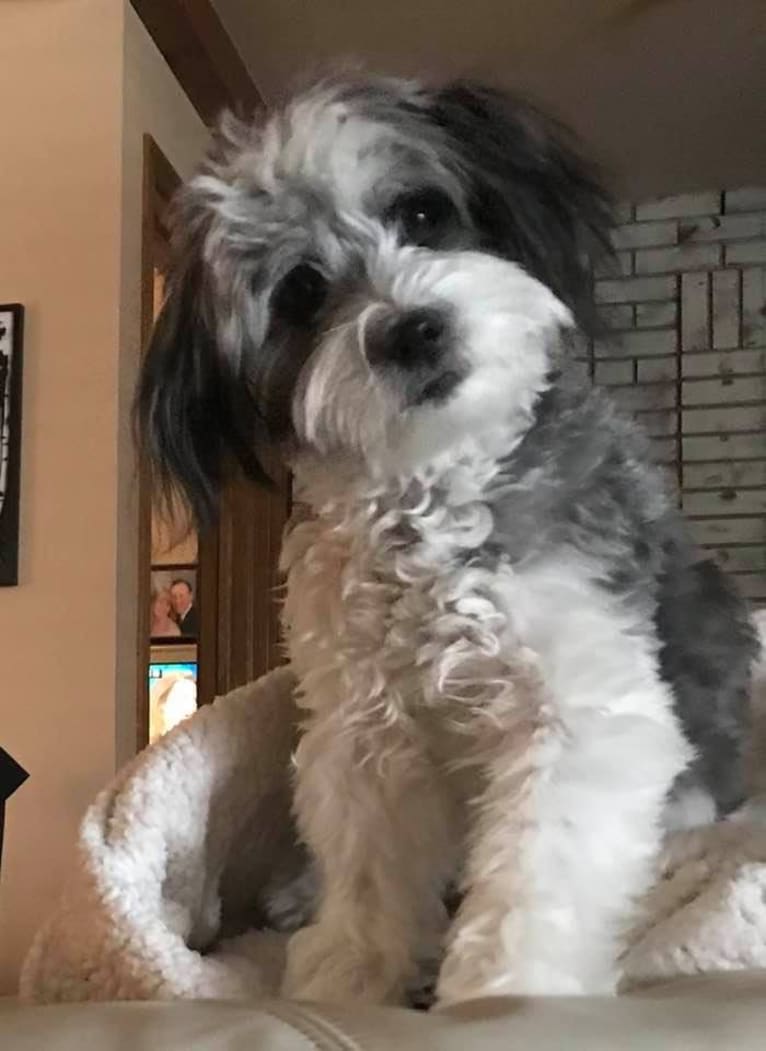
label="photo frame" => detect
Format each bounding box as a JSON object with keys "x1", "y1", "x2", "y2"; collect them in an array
[
  {"x1": 0, "y1": 304, "x2": 24, "y2": 586},
  {"x1": 149, "y1": 565, "x2": 199, "y2": 640}
]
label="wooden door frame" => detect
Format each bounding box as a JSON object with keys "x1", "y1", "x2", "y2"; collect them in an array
[
  {"x1": 138, "y1": 135, "x2": 228, "y2": 749},
  {"x1": 138, "y1": 136, "x2": 221, "y2": 746},
  {"x1": 134, "y1": 1, "x2": 288, "y2": 748},
  {"x1": 129, "y1": 0, "x2": 264, "y2": 125},
  {"x1": 136, "y1": 136, "x2": 179, "y2": 750},
  {"x1": 137, "y1": 135, "x2": 289, "y2": 750}
]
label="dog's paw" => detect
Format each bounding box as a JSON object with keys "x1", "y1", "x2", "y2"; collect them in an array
[
  {"x1": 435, "y1": 954, "x2": 616, "y2": 1005},
  {"x1": 281, "y1": 924, "x2": 406, "y2": 1004}
]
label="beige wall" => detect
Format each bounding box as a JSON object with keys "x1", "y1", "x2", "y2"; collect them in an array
[{"x1": 0, "y1": 1, "x2": 206, "y2": 993}]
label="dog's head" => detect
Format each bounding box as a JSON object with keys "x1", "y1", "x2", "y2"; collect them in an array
[{"x1": 136, "y1": 77, "x2": 612, "y2": 519}]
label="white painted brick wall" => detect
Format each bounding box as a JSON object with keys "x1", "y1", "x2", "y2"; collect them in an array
[
  {"x1": 726, "y1": 188, "x2": 766, "y2": 213},
  {"x1": 594, "y1": 328, "x2": 677, "y2": 358},
  {"x1": 594, "y1": 360, "x2": 634, "y2": 385},
  {"x1": 612, "y1": 221, "x2": 677, "y2": 249},
  {"x1": 636, "y1": 191, "x2": 721, "y2": 220},
  {"x1": 683, "y1": 406, "x2": 766, "y2": 434},
  {"x1": 635, "y1": 243, "x2": 722, "y2": 274},
  {"x1": 743, "y1": 269, "x2": 766, "y2": 347},
  {"x1": 683, "y1": 376, "x2": 766, "y2": 406},
  {"x1": 726, "y1": 242, "x2": 766, "y2": 266},
  {"x1": 681, "y1": 349, "x2": 766, "y2": 377},
  {"x1": 595, "y1": 252, "x2": 633, "y2": 278},
  {"x1": 683, "y1": 433, "x2": 764, "y2": 460},
  {"x1": 595, "y1": 275, "x2": 676, "y2": 303},
  {"x1": 712, "y1": 270, "x2": 739, "y2": 348},
  {"x1": 717, "y1": 546, "x2": 766, "y2": 572},
  {"x1": 586, "y1": 184, "x2": 766, "y2": 604},
  {"x1": 679, "y1": 214, "x2": 766, "y2": 242},
  {"x1": 600, "y1": 304, "x2": 634, "y2": 330},
  {"x1": 612, "y1": 384, "x2": 677, "y2": 414},
  {"x1": 636, "y1": 302, "x2": 677, "y2": 328},
  {"x1": 683, "y1": 490, "x2": 766, "y2": 516},
  {"x1": 681, "y1": 272, "x2": 709, "y2": 351},
  {"x1": 636, "y1": 356, "x2": 676, "y2": 383},
  {"x1": 685, "y1": 461, "x2": 766, "y2": 489}
]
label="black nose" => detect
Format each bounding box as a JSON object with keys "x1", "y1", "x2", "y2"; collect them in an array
[{"x1": 368, "y1": 307, "x2": 449, "y2": 368}]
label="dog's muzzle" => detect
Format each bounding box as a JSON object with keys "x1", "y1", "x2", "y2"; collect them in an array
[
  {"x1": 366, "y1": 306, "x2": 463, "y2": 406},
  {"x1": 367, "y1": 307, "x2": 448, "y2": 368}
]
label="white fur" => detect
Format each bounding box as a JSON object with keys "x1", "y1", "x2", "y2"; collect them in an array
[
  {"x1": 437, "y1": 554, "x2": 690, "y2": 1000},
  {"x1": 260, "y1": 82, "x2": 462, "y2": 216},
  {"x1": 293, "y1": 248, "x2": 570, "y2": 478},
  {"x1": 280, "y1": 412, "x2": 690, "y2": 1003},
  {"x1": 277, "y1": 251, "x2": 690, "y2": 1003},
  {"x1": 138, "y1": 78, "x2": 757, "y2": 1009},
  {"x1": 177, "y1": 141, "x2": 700, "y2": 1000}
]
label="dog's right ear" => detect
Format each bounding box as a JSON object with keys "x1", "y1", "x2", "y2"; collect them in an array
[{"x1": 134, "y1": 262, "x2": 271, "y2": 531}]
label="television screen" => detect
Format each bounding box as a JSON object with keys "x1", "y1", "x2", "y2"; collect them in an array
[{"x1": 148, "y1": 660, "x2": 198, "y2": 742}]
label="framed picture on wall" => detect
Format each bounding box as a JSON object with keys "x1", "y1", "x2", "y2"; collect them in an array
[
  {"x1": 0, "y1": 304, "x2": 24, "y2": 587},
  {"x1": 150, "y1": 566, "x2": 199, "y2": 640}
]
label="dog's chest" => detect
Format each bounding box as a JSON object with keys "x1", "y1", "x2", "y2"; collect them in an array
[{"x1": 280, "y1": 497, "x2": 539, "y2": 760}]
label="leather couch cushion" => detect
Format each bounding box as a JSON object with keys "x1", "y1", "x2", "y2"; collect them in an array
[{"x1": 2, "y1": 974, "x2": 766, "y2": 1050}]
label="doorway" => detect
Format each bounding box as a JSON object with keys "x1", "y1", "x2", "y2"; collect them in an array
[{"x1": 136, "y1": 136, "x2": 290, "y2": 751}]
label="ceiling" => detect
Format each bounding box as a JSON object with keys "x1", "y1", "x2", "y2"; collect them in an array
[{"x1": 210, "y1": 0, "x2": 766, "y2": 199}]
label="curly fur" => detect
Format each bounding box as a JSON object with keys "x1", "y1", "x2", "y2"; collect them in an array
[{"x1": 135, "y1": 74, "x2": 758, "y2": 1004}]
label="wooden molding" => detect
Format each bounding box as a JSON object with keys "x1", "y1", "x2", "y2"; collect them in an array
[
  {"x1": 211, "y1": 458, "x2": 290, "y2": 698},
  {"x1": 138, "y1": 136, "x2": 289, "y2": 748},
  {"x1": 130, "y1": 0, "x2": 264, "y2": 125},
  {"x1": 136, "y1": 137, "x2": 182, "y2": 751}
]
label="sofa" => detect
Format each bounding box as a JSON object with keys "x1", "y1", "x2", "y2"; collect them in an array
[{"x1": 3, "y1": 973, "x2": 766, "y2": 1049}]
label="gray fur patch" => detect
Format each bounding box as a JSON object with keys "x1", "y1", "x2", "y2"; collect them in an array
[{"x1": 481, "y1": 368, "x2": 758, "y2": 815}]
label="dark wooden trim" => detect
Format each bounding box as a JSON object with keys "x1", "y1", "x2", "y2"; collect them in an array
[
  {"x1": 196, "y1": 518, "x2": 220, "y2": 708},
  {"x1": 211, "y1": 459, "x2": 290, "y2": 697},
  {"x1": 130, "y1": 0, "x2": 264, "y2": 125},
  {"x1": 136, "y1": 136, "x2": 183, "y2": 751},
  {"x1": 137, "y1": 123, "x2": 289, "y2": 745},
  {"x1": 149, "y1": 138, "x2": 180, "y2": 214},
  {"x1": 0, "y1": 304, "x2": 24, "y2": 587}
]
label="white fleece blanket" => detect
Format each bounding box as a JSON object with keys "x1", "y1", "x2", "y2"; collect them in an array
[{"x1": 20, "y1": 620, "x2": 766, "y2": 1003}]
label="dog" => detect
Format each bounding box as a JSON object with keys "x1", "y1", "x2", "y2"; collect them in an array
[{"x1": 136, "y1": 76, "x2": 758, "y2": 1004}]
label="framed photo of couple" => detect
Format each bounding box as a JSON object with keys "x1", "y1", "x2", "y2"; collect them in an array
[{"x1": 150, "y1": 566, "x2": 199, "y2": 640}]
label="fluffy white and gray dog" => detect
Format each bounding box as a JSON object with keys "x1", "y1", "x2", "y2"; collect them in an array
[{"x1": 137, "y1": 76, "x2": 757, "y2": 1005}]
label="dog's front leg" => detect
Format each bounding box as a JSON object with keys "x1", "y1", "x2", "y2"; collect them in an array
[
  {"x1": 282, "y1": 709, "x2": 454, "y2": 1004},
  {"x1": 436, "y1": 618, "x2": 690, "y2": 1003}
]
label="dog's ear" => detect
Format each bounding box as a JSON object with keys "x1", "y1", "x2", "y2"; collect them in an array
[
  {"x1": 134, "y1": 262, "x2": 271, "y2": 531},
  {"x1": 427, "y1": 82, "x2": 614, "y2": 331}
]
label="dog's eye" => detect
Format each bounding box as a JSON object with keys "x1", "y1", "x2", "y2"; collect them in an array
[
  {"x1": 386, "y1": 189, "x2": 458, "y2": 248},
  {"x1": 272, "y1": 264, "x2": 328, "y2": 326}
]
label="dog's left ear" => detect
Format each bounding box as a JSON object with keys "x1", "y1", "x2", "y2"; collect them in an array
[{"x1": 427, "y1": 82, "x2": 614, "y2": 331}]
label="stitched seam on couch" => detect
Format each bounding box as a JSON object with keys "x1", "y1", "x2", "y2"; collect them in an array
[{"x1": 261, "y1": 1002, "x2": 366, "y2": 1051}]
